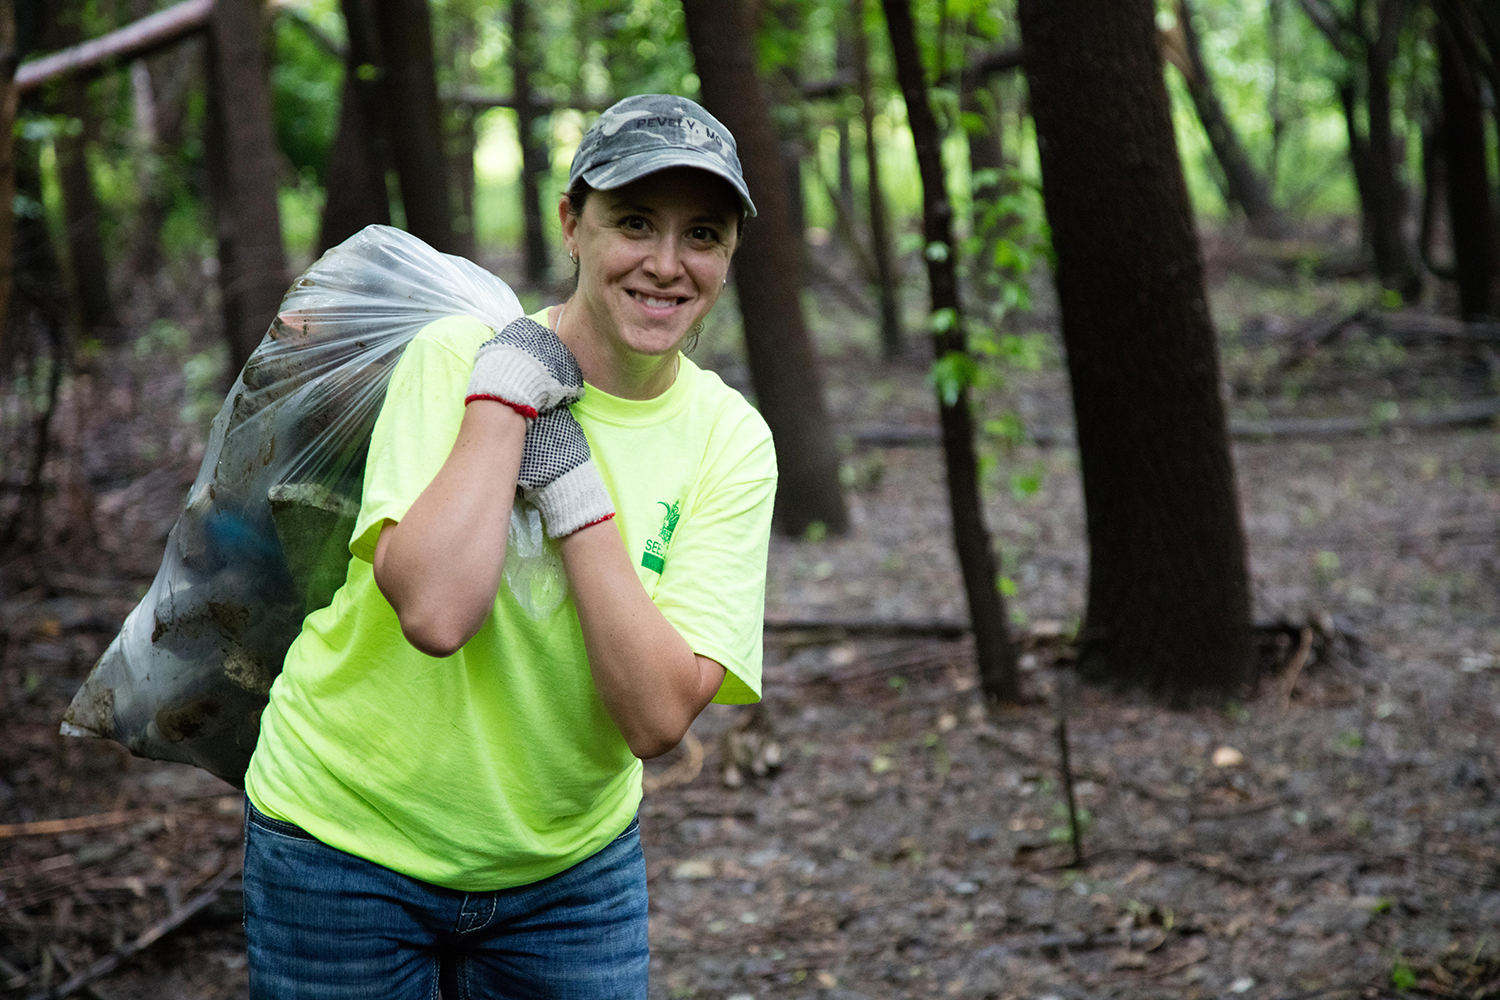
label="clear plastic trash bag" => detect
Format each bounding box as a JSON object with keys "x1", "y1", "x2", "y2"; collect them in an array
[{"x1": 61, "y1": 225, "x2": 533, "y2": 785}]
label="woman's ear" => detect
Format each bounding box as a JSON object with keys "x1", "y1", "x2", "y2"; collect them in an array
[{"x1": 559, "y1": 198, "x2": 578, "y2": 245}]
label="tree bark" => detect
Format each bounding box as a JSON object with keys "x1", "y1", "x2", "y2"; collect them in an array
[
  {"x1": 372, "y1": 0, "x2": 457, "y2": 254},
  {"x1": 1437, "y1": 11, "x2": 1494, "y2": 317},
  {"x1": 681, "y1": 0, "x2": 849, "y2": 537},
  {"x1": 46, "y1": 4, "x2": 120, "y2": 339},
  {"x1": 1300, "y1": 0, "x2": 1419, "y2": 299},
  {"x1": 882, "y1": 0, "x2": 1019, "y2": 703},
  {"x1": 511, "y1": 0, "x2": 550, "y2": 286},
  {"x1": 1173, "y1": 0, "x2": 1289, "y2": 237},
  {"x1": 1362, "y1": 0, "x2": 1419, "y2": 300},
  {"x1": 205, "y1": 0, "x2": 287, "y2": 376},
  {"x1": 0, "y1": 0, "x2": 17, "y2": 347},
  {"x1": 318, "y1": 0, "x2": 390, "y2": 254},
  {"x1": 853, "y1": 0, "x2": 903, "y2": 358},
  {"x1": 1019, "y1": 0, "x2": 1254, "y2": 703},
  {"x1": 961, "y1": 24, "x2": 1007, "y2": 310}
]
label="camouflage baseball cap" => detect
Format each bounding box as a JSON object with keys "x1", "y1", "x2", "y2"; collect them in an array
[{"x1": 568, "y1": 94, "x2": 757, "y2": 217}]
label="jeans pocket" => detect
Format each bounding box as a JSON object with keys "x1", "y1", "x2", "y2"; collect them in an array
[{"x1": 245, "y1": 800, "x2": 320, "y2": 842}]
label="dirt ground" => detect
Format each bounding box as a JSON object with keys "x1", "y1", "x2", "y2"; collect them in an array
[{"x1": 2, "y1": 228, "x2": 1499, "y2": 1000}]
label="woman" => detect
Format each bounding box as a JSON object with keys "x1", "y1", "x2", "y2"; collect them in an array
[{"x1": 241, "y1": 95, "x2": 776, "y2": 999}]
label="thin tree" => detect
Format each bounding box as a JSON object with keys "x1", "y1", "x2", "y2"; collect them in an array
[
  {"x1": 960, "y1": 13, "x2": 1012, "y2": 313},
  {"x1": 372, "y1": 0, "x2": 457, "y2": 255},
  {"x1": 318, "y1": 0, "x2": 391, "y2": 254},
  {"x1": 1167, "y1": 0, "x2": 1290, "y2": 237},
  {"x1": 881, "y1": 0, "x2": 1019, "y2": 703},
  {"x1": 204, "y1": 0, "x2": 287, "y2": 375},
  {"x1": 1299, "y1": 0, "x2": 1420, "y2": 300},
  {"x1": 0, "y1": 0, "x2": 17, "y2": 344},
  {"x1": 41, "y1": 4, "x2": 119, "y2": 339},
  {"x1": 1019, "y1": 0, "x2": 1253, "y2": 702},
  {"x1": 511, "y1": 0, "x2": 550, "y2": 286},
  {"x1": 853, "y1": 0, "x2": 902, "y2": 358},
  {"x1": 125, "y1": 18, "x2": 202, "y2": 278},
  {"x1": 682, "y1": 0, "x2": 850, "y2": 537},
  {"x1": 1435, "y1": 3, "x2": 1494, "y2": 318}
]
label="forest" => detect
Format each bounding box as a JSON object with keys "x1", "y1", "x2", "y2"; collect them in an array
[{"x1": 1, "y1": 0, "x2": 1499, "y2": 997}]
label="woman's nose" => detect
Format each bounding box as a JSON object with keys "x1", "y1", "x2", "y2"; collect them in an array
[{"x1": 642, "y1": 236, "x2": 685, "y2": 280}]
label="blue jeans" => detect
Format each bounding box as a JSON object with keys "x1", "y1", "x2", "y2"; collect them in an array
[{"x1": 243, "y1": 802, "x2": 648, "y2": 1000}]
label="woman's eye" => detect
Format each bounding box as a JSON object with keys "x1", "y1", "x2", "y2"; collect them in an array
[
  {"x1": 620, "y1": 216, "x2": 649, "y2": 232},
  {"x1": 689, "y1": 226, "x2": 720, "y2": 243}
]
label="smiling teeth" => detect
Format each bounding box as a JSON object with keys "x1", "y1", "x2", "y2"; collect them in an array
[{"x1": 640, "y1": 295, "x2": 678, "y2": 308}]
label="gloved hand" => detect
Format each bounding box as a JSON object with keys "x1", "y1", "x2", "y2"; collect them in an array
[
  {"x1": 466, "y1": 317, "x2": 584, "y2": 418},
  {"x1": 517, "y1": 406, "x2": 615, "y2": 538}
]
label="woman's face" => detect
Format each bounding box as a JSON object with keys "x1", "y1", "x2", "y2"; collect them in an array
[{"x1": 562, "y1": 167, "x2": 740, "y2": 360}]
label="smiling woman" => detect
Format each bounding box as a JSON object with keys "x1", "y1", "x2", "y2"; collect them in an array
[
  {"x1": 558, "y1": 167, "x2": 742, "y2": 398},
  {"x1": 240, "y1": 95, "x2": 776, "y2": 1000}
]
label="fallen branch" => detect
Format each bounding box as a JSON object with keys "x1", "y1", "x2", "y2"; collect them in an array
[
  {"x1": 15, "y1": 0, "x2": 213, "y2": 95},
  {"x1": 0, "y1": 810, "x2": 147, "y2": 839},
  {"x1": 21, "y1": 858, "x2": 242, "y2": 1000},
  {"x1": 42, "y1": 947, "x2": 109, "y2": 1000},
  {"x1": 1369, "y1": 311, "x2": 1500, "y2": 343},
  {"x1": 1279, "y1": 625, "x2": 1315, "y2": 715},
  {"x1": 848, "y1": 395, "x2": 1500, "y2": 448},
  {"x1": 1230, "y1": 396, "x2": 1500, "y2": 438},
  {"x1": 1273, "y1": 307, "x2": 1368, "y2": 371},
  {"x1": 764, "y1": 614, "x2": 970, "y2": 640},
  {"x1": 974, "y1": 926, "x2": 1169, "y2": 959}
]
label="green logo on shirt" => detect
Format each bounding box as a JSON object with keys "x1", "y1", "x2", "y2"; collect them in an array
[{"x1": 641, "y1": 500, "x2": 681, "y2": 574}]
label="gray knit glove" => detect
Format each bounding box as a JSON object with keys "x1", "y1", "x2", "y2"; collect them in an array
[
  {"x1": 466, "y1": 317, "x2": 584, "y2": 418},
  {"x1": 518, "y1": 407, "x2": 615, "y2": 538}
]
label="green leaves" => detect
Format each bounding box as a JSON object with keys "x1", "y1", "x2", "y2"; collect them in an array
[{"x1": 929, "y1": 350, "x2": 979, "y2": 407}]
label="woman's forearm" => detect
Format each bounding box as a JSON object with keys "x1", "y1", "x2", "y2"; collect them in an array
[
  {"x1": 373, "y1": 401, "x2": 527, "y2": 657},
  {"x1": 560, "y1": 521, "x2": 726, "y2": 759}
]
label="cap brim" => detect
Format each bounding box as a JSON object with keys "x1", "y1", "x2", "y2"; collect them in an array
[{"x1": 580, "y1": 148, "x2": 758, "y2": 218}]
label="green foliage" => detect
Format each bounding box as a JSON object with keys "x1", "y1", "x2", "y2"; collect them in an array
[
  {"x1": 1390, "y1": 962, "x2": 1418, "y2": 991},
  {"x1": 929, "y1": 350, "x2": 979, "y2": 407},
  {"x1": 272, "y1": 7, "x2": 343, "y2": 185}
]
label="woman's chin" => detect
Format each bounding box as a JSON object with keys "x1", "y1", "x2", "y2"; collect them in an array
[{"x1": 620, "y1": 326, "x2": 696, "y2": 358}]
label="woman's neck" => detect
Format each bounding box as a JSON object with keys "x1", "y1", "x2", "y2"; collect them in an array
[{"x1": 550, "y1": 301, "x2": 679, "y2": 400}]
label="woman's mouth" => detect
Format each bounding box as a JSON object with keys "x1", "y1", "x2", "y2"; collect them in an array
[{"x1": 628, "y1": 290, "x2": 687, "y2": 309}]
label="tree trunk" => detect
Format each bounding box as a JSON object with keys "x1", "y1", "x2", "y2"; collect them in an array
[
  {"x1": 1363, "y1": 0, "x2": 1420, "y2": 301},
  {"x1": 205, "y1": 0, "x2": 287, "y2": 377},
  {"x1": 834, "y1": 17, "x2": 855, "y2": 215},
  {"x1": 511, "y1": 0, "x2": 550, "y2": 286},
  {"x1": 1338, "y1": 81, "x2": 1379, "y2": 258},
  {"x1": 46, "y1": 5, "x2": 120, "y2": 339},
  {"x1": 1175, "y1": 0, "x2": 1289, "y2": 237},
  {"x1": 318, "y1": 0, "x2": 390, "y2": 254},
  {"x1": 853, "y1": 0, "x2": 903, "y2": 358},
  {"x1": 1267, "y1": 0, "x2": 1286, "y2": 187},
  {"x1": 961, "y1": 49, "x2": 1006, "y2": 309},
  {"x1": 126, "y1": 27, "x2": 201, "y2": 279},
  {"x1": 1019, "y1": 0, "x2": 1253, "y2": 703},
  {"x1": 681, "y1": 0, "x2": 849, "y2": 537},
  {"x1": 372, "y1": 0, "x2": 456, "y2": 254},
  {"x1": 0, "y1": 0, "x2": 17, "y2": 347},
  {"x1": 3, "y1": 129, "x2": 68, "y2": 554},
  {"x1": 1419, "y1": 94, "x2": 1449, "y2": 278},
  {"x1": 1437, "y1": 11, "x2": 1494, "y2": 317},
  {"x1": 882, "y1": 0, "x2": 1019, "y2": 703}
]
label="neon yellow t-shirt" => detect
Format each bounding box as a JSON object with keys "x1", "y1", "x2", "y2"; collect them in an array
[{"x1": 244, "y1": 313, "x2": 775, "y2": 890}]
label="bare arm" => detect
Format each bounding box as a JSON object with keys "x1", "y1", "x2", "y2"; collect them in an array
[
  {"x1": 373, "y1": 400, "x2": 527, "y2": 657},
  {"x1": 560, "y1": 519, "x2": 727, "y2": 759}
]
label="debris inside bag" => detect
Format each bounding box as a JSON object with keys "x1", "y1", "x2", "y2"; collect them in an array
[{"x1": 62, "y1": 226, "x2": 524, "y2": 785}]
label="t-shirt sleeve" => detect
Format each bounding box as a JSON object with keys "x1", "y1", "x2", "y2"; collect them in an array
[
  {"x1": 650, "y1": 409, "x2": 777, "y2": 704},
  {"x1": 348, "y1": 316, "x2": 491, "y2": 562}
]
